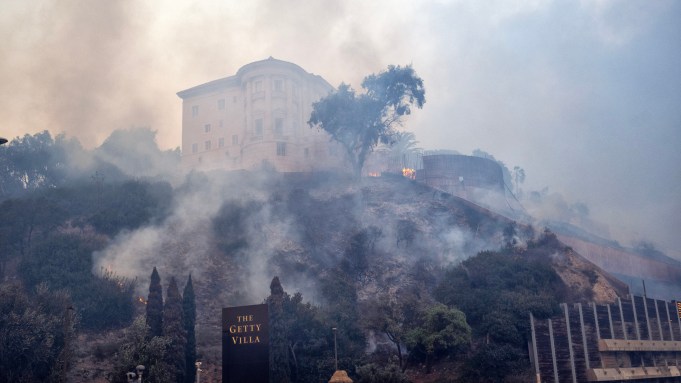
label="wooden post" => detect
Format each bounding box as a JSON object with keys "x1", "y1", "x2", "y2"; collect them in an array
[
  {"x1": 563, "y1": 303, "x2": 577, "y2": 383},
  {"x1": 631, "y1": 296, "x2": 641, "y2": 340},
  {"x1": 549, "y1": 318, "x2": 559, "y2": 383},
  {"x1": 654, "y1": 299, "x2": 663, "y2": 341},
  {"x1": 579, "y1": 303, "x2": 590, "y2": 370},
  {"x1": 530, "y1": 313, "x2": 541, "y2": 382},
  {"x1": 607, "y1": 304, "x2": 615, "y2": 339},
  {"x1": 618, "y1": 298, "x2": 628, "y2": 340}
]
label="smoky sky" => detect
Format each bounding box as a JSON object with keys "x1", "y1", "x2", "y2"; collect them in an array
[{"x1": 1, "y1": 0, "x2": 679, "y2": 258}]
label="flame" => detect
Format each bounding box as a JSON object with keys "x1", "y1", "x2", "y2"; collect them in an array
[
  {"x1": 402, "y1": 168, "x2": 416, "y2": 180},
  {"x1": 137, "y1": 296, "x2": 147, "y2": 305}
]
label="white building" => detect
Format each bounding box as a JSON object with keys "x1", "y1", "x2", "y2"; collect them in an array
[{"x1": 177, "y1": 57, "x2": 345, "y2": 173}]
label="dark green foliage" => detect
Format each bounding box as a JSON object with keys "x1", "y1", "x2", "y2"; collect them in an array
[
  {"x1": 146, "y1": 267, "x2": 163, "y2": 338},
  {"x1": 405, "y1": 304, "x2": 471, "y2": 372},
  {"x1": 283, "y1": 292, "x2": 331, "y2": 383},
  {"x1": 88, "y1": 180, "x2": 172, "y2": 236},
  {"x1": 268, "y1": 276, "x2": 291, "y2": 383},
  {"x1": 163, "y1": 277, "x2": 187, "y2": 383},
  {"x1": 18, "y1": 233, "x2": 135, "y2": 329},
  {"x1": 362, "y1": 288, "x2": 428, "y2": 371},
  {"x1": 458, "y1": 343, "x2": 529, "y2": 383},
  {"x1": 212, "y1": 200, "x2": 262, "y2": 255},
  {"x1": 110, "y1": 316, "x2": 173, "y2": 383},
  {"x1": 355, "y1": 363, "x2": 410, "y2": 383},
  {"x1": 319, "y1": 269, "x2": 366, "y2": 374},
  {"x1": 308, "y1": 65, "x2": 425, "y2": 177},
  {"x1": 434, "y1": 250, "x2": 564, "y2": 347},
  {"x1": 182, "y1": 275, "x2": 197, "y2": 383},
  {"x1": 0, "y1": 282, "x2": 73, "y2": 383}
]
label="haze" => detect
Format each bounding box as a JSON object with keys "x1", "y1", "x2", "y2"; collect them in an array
[{"x1": 1, "y1": 0, "x2": 679, "y2": 258}]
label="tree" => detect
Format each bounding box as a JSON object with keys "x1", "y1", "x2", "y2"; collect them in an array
[
  {"x1": 182, "y1": 275, "x2": 196, "y2": 383},
  {"x1": 0, "y1": 282, "x2": 73, "y2": 383},
  {"x1": 268, "y1": 276, "x2": 290, "y2": 383},
  {"x1": 146, "y1": 267, "x2": 163, "y2": 338},
  {"x1": 308, "y1": 65, "x2": 425, "y2": 178},
  {"x1": 110, "y1": 316, "x2": 173, "y2": 383},
  {"x1": 362, "y1": 291, "x2": 426, "y2": 372},
  {"x1": 404, "y1": 303, "x2": 471, "y2": 373},
  {"x1": 163, "y1": 277, "x2": 187, "y2": 383}
]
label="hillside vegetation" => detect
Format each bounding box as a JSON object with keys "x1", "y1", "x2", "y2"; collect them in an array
[{"x1": 0, "y1": 129, "x2": 627, "y2": 382}]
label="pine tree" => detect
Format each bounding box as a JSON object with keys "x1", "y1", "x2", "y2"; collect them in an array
[
  {"x1": 268, "y1": 276, "x2": 290, "y2": 383},
  {"x1": 146, "y1": 267, "x2": 163, "y2": 338},
  {"x1": 182, "y1": 275, "x2": 196, "y2": 383},
  {"x1": 163, "y1": 277, "x2": 187, "y2": 383}
]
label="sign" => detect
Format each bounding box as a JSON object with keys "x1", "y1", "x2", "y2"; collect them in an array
[
  {"x1": 223, "y1": 304, "x2": 269, "y2": 383},
  {"x1": 677, "y1": 302, "x2": 681, "y2": 320}
]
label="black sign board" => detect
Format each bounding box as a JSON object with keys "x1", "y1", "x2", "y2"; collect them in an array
[{"x1": 222, "y1": 304, "x2": 269, "y2": 383}]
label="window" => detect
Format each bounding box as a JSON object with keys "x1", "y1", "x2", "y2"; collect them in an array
[
  {"x1": 254, "y1": 80, "x2": 262, "y2": 92},
  {"x1": 274, "y1": 118, "x2": 284, "y2": 136},
  {"x1": 192, "y1": 143, "x2": 198, "y2": 154},
  {"x1": 273, "y1": 79, "x2": 284, "y2": 92},
  {"x1": 232, "y1": 135, "x2": 238, "y2": 145},
  {"x1": 277, "y1": 142, "x2": 286, "y2": 156},
  {"x1": 255, "y1": 119, "x2": 263, "y2": 136},
  {"x1": 205, "y1": 140, "x2": 211, "y2": 150},
  {"x1": 192, "y1": 105, "x2": 199, "y2": 117},
  {"x1": 218, "y1": 137, "x2": 225, "y2": 148},
  {"x1": 218, "y1": 99, "x2": 225, "y2": 110},
  {"x1": 204, "y1": 124, "x2": 211, "y2": 133}
]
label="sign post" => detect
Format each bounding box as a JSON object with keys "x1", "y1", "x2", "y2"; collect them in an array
[{"x1": 222, "y1": 304, "x2": 269, "y2": 383}]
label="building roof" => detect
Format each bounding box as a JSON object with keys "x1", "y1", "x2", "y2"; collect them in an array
[{"x1": 176, "y1": 56, "x2": 332, "y2": 99}]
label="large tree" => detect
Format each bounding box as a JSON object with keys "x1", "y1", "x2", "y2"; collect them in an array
[
  {"x1": 308, "y1": 65, "x2": 425, "y2": 178},
  {"x1": 163, "y1": 277, "x2": 187, "y2": 383},
  {"x1": 146, "y1": 267, "x2": 163, "y2": 338},
  {"x1": 268, "y1": 276, "x2": 290, "y2": 383}
]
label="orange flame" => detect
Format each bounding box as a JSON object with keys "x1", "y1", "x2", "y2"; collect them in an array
[
  {"x1": 137, "y1": 296, "x2": 147, "y2": 305},
  {"x1": 402, "y1": 168, "x2": 416, "y2": 180}
]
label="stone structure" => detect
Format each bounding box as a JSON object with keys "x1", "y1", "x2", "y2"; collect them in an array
[
  {"x1": 177, "y1": 57, "x2": 344, "y2": 172},
  {"x1": 529, "y1": 296, "x2": 681, "y2": 382},
  {"x1": 415, "y1": 154, "x2": 505, "y2": 196}
]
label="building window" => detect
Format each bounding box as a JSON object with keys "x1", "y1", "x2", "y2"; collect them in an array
[
  {"x1": 232, "y1": 135, "x2": 238, "y2": 145},
  {"x1": 218, "y1": 99, "x2": 225, "y2": 110},
  {"x1": 254, "y1": 80, "x2": 262, "y2": 92},
  {"x1": 218, "y1": 137, "x2": 225, "y2": 148},
  {"x1": 192, "y1": 143, "x2": 198, "y2": 154},
  {"x1": 192, "y1": 105, "x2": 199, "y2": 117},
  {"x1": 274, "y1": 118, "x2": 284, "y2": 136},
  {"x1": 277, "y1": 142, "x2": 286, "y2": 156},
  {"x1": 255, "y1": 118, "x2": 263, "y2": 136},
  {"x1": 205, "y1": 140, "x2": 211, "y2": 150},
  {"x1": 273, "y1": 79, "x2": 284, "y2": 92},
  {"x1": 204, "y1": 124, "x2": 211, "y2": 133}
]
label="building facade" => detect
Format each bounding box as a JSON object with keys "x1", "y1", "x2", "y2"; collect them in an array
[{"x1": 177, "y1": 57, "x2": 345, "y2": 172}]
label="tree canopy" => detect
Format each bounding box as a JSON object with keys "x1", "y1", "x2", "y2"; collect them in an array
[{"x1": 308, "y1": 65, "x2": 425, "y2": 177}]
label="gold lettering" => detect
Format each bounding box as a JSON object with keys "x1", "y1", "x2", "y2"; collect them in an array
[
  {"x1": 232, "y1": 336, "x2": 238, "y2": 344},
  {"x1": 229, "y1": 325, "x2": 237, "y2": 334}
]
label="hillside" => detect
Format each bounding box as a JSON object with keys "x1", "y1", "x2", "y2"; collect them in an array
[{"x1": 0, "y1": 169, "x2": 632, "y2": 382}]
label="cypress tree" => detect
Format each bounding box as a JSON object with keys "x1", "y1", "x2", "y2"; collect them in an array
[
  {"x1": 268, "y1": 276, "x2": 290, "y2": 383},
  {"x1": 146, "y1": 267, "x2": 163, "y2": 338},
  {"x1": 163, "y1": 277, "x2": 187, "y2": 383},
  {"x1": 182, "y1": 274, "x2": 196, "y2": 383}
]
